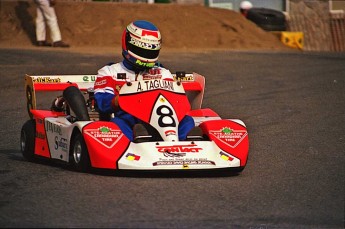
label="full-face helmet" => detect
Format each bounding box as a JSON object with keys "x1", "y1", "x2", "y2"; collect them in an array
[
  {"x1": 240, "y1": 1, "x2": 253, "y2": 10},
  {"x1": 122, "y1": 20, "x2": 161, "y2": 69}
]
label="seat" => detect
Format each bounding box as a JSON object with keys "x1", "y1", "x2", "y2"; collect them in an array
[
  {"x1": 185, "y1": 126, "x2": 204, "y2": 141},
  {"x1": 133, "y1": 124, "x2": 153, "y2": 143}
]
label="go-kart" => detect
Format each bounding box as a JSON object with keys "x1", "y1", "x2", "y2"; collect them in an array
[{"x1": 20, "y1": 72, "x2": 249, "y2": 173}]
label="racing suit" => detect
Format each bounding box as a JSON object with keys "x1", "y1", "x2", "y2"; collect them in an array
[{"x1": 94, "y1": 60, "x2": 195, "y2": 141}]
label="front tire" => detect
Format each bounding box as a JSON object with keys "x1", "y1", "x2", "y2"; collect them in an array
[
  {"x1": 70, "y1": 132, "x2": 91, "y2": 172},
  {"x1": 20, "y1": 119, "x2": 36, "y2": 161}
]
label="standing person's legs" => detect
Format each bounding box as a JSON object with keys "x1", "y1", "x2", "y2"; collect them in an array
[
  {"x1": 37, "y1": 0, "x2": 62, "y2": 42},
  {"x1": 46, "y1": 6, "x2": 70, "y2": 47},
  {"x1": 34, "y1": 0, "x2": 69, "y2": 47},
  {"x1": 35, "y1": 5, "x2": 47, "y2": 43}
]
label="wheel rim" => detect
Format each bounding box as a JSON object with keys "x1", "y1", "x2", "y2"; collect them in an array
[
  {"x1": 20, "y1": 131, "x2": 26, "y2": 152},
  {"x1": 73, "y1": 141, "x2": 82, "y2": 164}
]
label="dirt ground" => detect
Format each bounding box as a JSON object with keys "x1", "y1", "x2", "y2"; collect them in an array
[{"x1": 0, "y1": 1, "x2": 294, "y2": 54}]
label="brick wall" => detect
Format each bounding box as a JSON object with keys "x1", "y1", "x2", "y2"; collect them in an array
[
  {"x1": 288, "y1": 0, "x2": 331, "y2": 51},
  {"x1": 288, "y1": 0, "x2": 344, "y2": 52},
  {"x1": 330, "y1": 10, "x2": 345, "y2": 52}
]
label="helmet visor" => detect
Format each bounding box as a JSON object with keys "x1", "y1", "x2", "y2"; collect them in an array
[{"x1": 127, "y1": 41, "x2": 160, "y2": 60}]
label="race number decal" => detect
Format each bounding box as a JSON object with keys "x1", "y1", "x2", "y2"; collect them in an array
[
  {"x1": 26, "y1": 85, "x2": 34, "y2": 119},
  {"x1": 150, "y1": 94, "x2": 179, "y2": 141},
  {"x1": 156, "y1": 105, "x2": 176, "y2": 128},
  {"x1": 25, "y1": 75, "x2": 37, "y2": 119}
]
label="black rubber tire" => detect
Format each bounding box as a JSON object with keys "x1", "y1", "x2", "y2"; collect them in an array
[
  {"x1": 247, "y1": 8, "x2": 287, "y2": 31},
  {"x1": 63, "y1": 86, "x2": 90, "y2": 121},
  {"x1": 20, "y1": 119, "x2": 36, "y2": 161},
  {"x1": 69, "y1": 132, "x2": 91, "y2": 172}
]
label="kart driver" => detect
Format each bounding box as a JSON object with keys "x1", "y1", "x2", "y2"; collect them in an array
[{"x1": 93, "y1": 20, "x2": 195, "y2": 141}]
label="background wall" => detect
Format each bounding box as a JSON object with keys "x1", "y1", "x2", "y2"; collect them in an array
[{"x1": 288, "y1": 0, "x2": 344, "y2": 51}]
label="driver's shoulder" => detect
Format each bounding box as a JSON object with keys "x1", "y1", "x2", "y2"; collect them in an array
[{"x1": 98, "y1": 62, "x2": 127, "y2": 75}]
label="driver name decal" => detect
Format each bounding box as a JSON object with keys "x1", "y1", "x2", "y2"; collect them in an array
[
  {"x1": 210, "y1": 127, "x2": 247, "y2": 148},
  {"x1": 84, "y1": 126, "x2": 123, "y2": 148},
  {"x1": 136, "y1": 79, "x2": 174, "y2": 92}
]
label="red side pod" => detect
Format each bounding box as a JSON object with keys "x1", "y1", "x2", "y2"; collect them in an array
[
  {"x1": 200, "y1": 120, "x2": 249, "y2": 166},
  {"x1": 32, "y1": 110, "x2": 65, "y2": 158},
  {"x1": 82, "y1": 121, "x2": 130, "y2": 169},
  {"x1": 187, "y1": 108, "x2": 220, "y2": 117}
]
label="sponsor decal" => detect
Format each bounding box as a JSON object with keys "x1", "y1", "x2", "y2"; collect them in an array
[
  {"x1": 173, "y1": 75, "x2": 194, "y2": 82},
  {"x1": 142, "y1": 74, "x2": 162, "y2": 80},
  {"x1": 126, "y1": 153, "x2": 141, "y2": 161},
  {"x1": 135, "y1": 60, "x2": 155, "y2": 68},
  {"x1": 94, "y1": 79, "x2": 107, "y2": 86},
  {"x1": 210, "y1": 127, "x2": 247, "y2": 148},
  {"x1": 164, "y1": 130, "x2": 176, "y2": 137},
  {"x1": 54, "y1": 136, "x2": 68, "y2": 152},
  {"x1": 84, "y1": 126, "x2": 123, "y2": 149},
  {"x1": 219, "y1": 151, "x2": 234, "y2": 161},
  {"x1": 46, "y1": 121, "x2": 62, "y2": 135},
  {"x1": 136, "y1": 79, "x2": 174, "y2": 92},
  {"x1": 163, "y1": 151, "x2": 185, "y2": 158},
  {"x1": 156, "y1": 143, "x2": 202, "y2": 153},
  {"x1": 148, "y1": 68, "x2": 161, "y2": 75},
  {"x1": 33, "y1": 77, "x2": 61, "y2": 83},
  {"x1": 153, "y1": 144, "x2": 213, "y2": 166},
  {"x1": 141, "y1": 30, "x2": 160, "y2": 38},
  {"x1": 153, "y1": 159, "x2": 215, "y2": 166},
  {"x1": 83, "y1": 75, "x2": 96, "y2": 82},
  {"x1": 129, "y1": 37, "x2": 160, "y2": 50}
]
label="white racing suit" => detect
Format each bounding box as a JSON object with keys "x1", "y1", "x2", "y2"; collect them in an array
[{"x1": 94, "y1": 61, "x2": 195, "y2": 141}]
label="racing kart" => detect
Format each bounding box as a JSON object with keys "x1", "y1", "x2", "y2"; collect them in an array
[{"x1": 20, "y1": 72, "x2": 249, "y2": 173}]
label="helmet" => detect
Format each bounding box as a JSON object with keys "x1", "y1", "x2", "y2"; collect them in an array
[
  {"x1": 122, "y1": 20, "x2": 162, "y2": 69},
  {"x1": 240, "y1": 1, "x2": 253, "y2": 10}
]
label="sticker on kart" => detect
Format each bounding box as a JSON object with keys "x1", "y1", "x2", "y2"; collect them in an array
[
  {"x1": 84, "y1": 126, "x2": 125, "y2": 149},
  {"x1": 209, "y1": 127, "x2": 247, "y2": 148}
]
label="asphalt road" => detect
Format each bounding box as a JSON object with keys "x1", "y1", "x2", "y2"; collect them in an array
[{"x1": 0, "y1": 48, "x2": 344, "y2": 228}]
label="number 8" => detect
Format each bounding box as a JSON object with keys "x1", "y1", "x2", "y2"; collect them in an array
[{"x1": 156, "y1": 105, "x2": 176, "y2": 127}]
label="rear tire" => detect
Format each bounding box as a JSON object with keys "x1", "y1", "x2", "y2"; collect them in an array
[
  {"x1": 63, "y1": 86, "x2": 90, "y2": 121},
  {"x1": 20, "y1": 119, "x2": 36, "y2": 161},
  {"x1": 69, "y1": 132, "x2": 91, "y2": 172}
]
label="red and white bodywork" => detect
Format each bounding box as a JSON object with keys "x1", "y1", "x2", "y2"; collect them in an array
[{"x1": 23, "y1": 73, "x2": 249, "y2": 172}]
